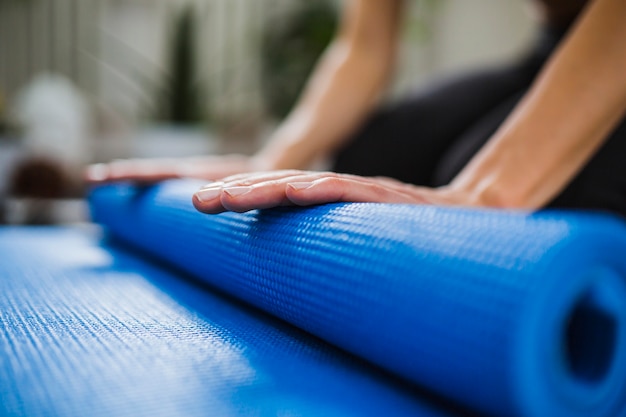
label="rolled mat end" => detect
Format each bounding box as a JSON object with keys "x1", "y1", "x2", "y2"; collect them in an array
[{"x1": 516, "y1": 261, "x2": 626, "y2": 417}]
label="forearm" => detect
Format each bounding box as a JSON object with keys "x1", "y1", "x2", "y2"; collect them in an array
[
  {"x1": 256, "y1": 43, "x2": 393, "y2": 170},
  {"x1": 450, "y1": 0, "x2": 626, "y2": 209},
  {"x1": 256, "y1": 0, "x2": 402, "y2": 171}
]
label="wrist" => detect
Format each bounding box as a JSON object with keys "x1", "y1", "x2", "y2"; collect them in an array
[
  {"x1": 249, "y1": 153, "x2": 277, "y2": 171},
  {"x1": 448, "y1": 160, "x2": 536, "y2": 209},
  {"x1": 254, "y1": 133, "x2": 319, "y2": 171}
]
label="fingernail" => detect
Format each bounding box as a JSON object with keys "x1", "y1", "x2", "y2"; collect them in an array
[
  {"x1": 223, "y1": 186, "x2": 252, "y2": 197},
  {"x1": 86, "y1": 164, "x2": 109, "y2": 181},
  {"x1": 200, "y1": 181, "x2": 223, "y2": 189},
  {"x1": 195, "y1": 187, "x2": 221, "y2": 202},
  {"x1": 288, "y1": 182, "x2": 313, "y2": 190}
]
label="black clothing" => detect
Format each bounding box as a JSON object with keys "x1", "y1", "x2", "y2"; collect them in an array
[{"x1": 332, "y1": 27, "x2": 626, "y2": 217}]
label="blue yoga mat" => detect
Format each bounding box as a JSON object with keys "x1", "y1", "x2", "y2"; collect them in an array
[
  {"x1": 0, "y1": 227, "x2": 455, "y2": 417},
  {"x1": 89, "y1": 179, "x2": 626, "y2": 417}
]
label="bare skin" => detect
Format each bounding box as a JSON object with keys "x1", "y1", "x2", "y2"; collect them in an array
[
  {"x1": 87, "y1": 0, "x2": 402, "y2": 182},
  {"x1": 191, "y1": 170, "x2": 464, "y2": 214},
  {"x1": 87, "y1": 0, "x2": 626, "y2": 214},
  {"x1": 86, "y1": 155, "x2": 258, "y2": 184}
]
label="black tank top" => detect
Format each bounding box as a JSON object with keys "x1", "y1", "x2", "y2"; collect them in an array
[{"x1": 534, "y1": 0, "x2": 588, "y2": 29}]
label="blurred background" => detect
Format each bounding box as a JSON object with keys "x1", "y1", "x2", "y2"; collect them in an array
[{"x1": 0, "y1": 0, "x2": 535, "y2": 225}]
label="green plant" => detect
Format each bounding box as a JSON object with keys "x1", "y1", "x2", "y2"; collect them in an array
[
  {"x1": 157, "y1": 4, "x2": 205, "y2": 125},
  {"x1": 261, "y1": 1, "x2": 337, "y2": 120}
]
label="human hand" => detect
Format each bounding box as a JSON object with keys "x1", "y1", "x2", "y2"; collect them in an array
[
  {"x1": 85, "y1": 154, "x2": 266, "y2": 184},
  {"x1": 192, "y1": 170, "x2": 479, "y2": 214}
]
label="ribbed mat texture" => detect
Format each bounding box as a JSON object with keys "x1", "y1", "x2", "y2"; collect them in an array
[
  {"x1": 0, "y1": 227, "x2": 453, "y2": 417},
  {"x1": 89, "y1": 179, "x2": 626, "y2": 417}
]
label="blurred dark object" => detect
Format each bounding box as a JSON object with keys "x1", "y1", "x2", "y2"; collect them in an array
[
  {"x1": 156, "y1": 4, "x2": 205, "y2": 125},
  {"x1": 261, "y1": 1, "x2": 337, "y2": 119},
  {"x1": 0, "y1": 139, "x2": 22, "y2": 224},
  {"x1": 10, "y1": 157, "x2": 71, "y2": 199},
  {"x1": 6, "y1": 157, "x2": 86, "y2": 225}
]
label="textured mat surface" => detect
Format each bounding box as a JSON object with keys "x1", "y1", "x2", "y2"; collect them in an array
[
  {"x1": 0, "y1": 226, "x2": 460, "y2": 417},
  {"x1": 87, "y1": 180, "x2": 626, "y2": 417}
]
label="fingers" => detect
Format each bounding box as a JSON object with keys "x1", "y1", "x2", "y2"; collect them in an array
[
  {"x1": 193, "y1": 171, "x2": 329, "y2": 213},
  {"x1": 84, "y1": 155, "x2": 259, "y2": 185},
  {"x1": 212, "y1": 170, "x2": 314, "y2": 186},
  {"x1": 85, "y1": 159, "x2": 183, "y2": 184},
  {"x1": 192, "y1": 171, "x2": 431, "y2": 214},
  {"x1": 285, "y1": 177, "x2": 430, "y2": 206}
]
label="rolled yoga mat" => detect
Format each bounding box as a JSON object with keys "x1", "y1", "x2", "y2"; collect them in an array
[{"x1": 89, "y1": 179, "x2": 626, "y2": 417}]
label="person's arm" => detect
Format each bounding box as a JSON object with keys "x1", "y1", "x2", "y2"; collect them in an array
[
  {"x1": 192, "y1": 0, "x2": 626, "y2": 214},
  {"x1": 86, "y1": 0, "x2": 403, "y2": 184},
  {"x1": 254, "y1": 0, "x2": 403, "y2": 170},
  {"x1": 448, "y1": 0, "x2": 626, "y2": 208}
]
